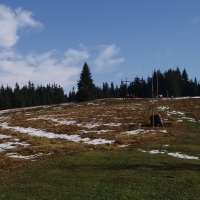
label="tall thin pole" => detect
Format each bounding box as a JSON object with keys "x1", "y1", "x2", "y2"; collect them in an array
[
  {"x1": 157, "y1": 70, "x2": 158, "y2": 114},
  {"x1": 152, "y1": 73, "x2": 154, "y2": 128}
]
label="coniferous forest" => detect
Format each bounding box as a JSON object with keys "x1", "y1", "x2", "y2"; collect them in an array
[
  {"x1": 0, "y1": 81, "x2": 67, "y2": 110},
  {"x1": 68, "y1": 63, "x2": 200, "y2": 102},
  {"x1": 0, "y1": 62, "x2": 200, "y2": 110}
]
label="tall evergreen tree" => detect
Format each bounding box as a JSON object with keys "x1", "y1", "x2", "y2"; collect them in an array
[
  {"x1": 175, "y1": 67, "x2": 182, "y2": 96},
  {"x1": 13, "y1": 83, "x2": 24, "y2": 108},
  {"x1": 119, "y1": 81, "x2": 127, "y2": 98},
  {"x1": 109, "y1": 81, "x2": 115, "y2": 97},
  {"x1": 68, "y1": 87, "x2": 76, "y2": 102},
  {"x1": 102, "y1": 82, "x2": 109, "y2": 98},
  {"x1": 76, "y1": 62, "x2": 96, "y2": 102},
  {"x1": 182, "y1": 68, "x2": 189, "y2": 96}
]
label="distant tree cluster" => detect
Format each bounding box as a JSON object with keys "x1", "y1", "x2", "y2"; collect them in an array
[
  {"x1": 1, "y1": 63, "x2": 199, "y2": 109},
  {"x1": 68, "y1": 64, "x2": 200, "y2": 101},
  {"x1": 0, "y1": 81, "x2": 67, "y2": 110}
]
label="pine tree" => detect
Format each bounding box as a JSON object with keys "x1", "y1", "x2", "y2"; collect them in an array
[
  {"x1": 76, "y1": 62, "x2": 96, "y2": 102},
  {"x1": 175, "y1": 67, "x2": 182, "y2": 96},
  {"x1": 71, "y1": 87, "x2": 76, "y2": 101},
  {"x1": 119, "y1": 81, "x2": 127, "y2": 98},
  {"x1": 182, "y1": 68, "x2": 189, "y2": 96},
  {"x1": 102, "y1": 82, "x2": 109, "y2": 98},
  {"x1": 109, "y1": 81, "x2": 115, "y2": 97},
  {"x1": 13, "y1": 83, "x2": 24, "y2": 108}
]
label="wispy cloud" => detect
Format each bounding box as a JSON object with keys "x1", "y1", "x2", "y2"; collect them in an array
[
  {"x1": 154, "y1": 46, "x2": 173, "y2": 60},
  {"x1": 0, "y1": 5, "x2": 124, "y2": 93},
  {"x1": 93, "y1": 44, "x2": 124, "y2": 73},
  {"x1": 0, "y1": 4, "x2": 42, "y2": 48},
  {"x1": 0, "y1": 49, "x2": 88, "y2": 92},
  {"x1": 187, "y1": 17, "x2": 200, "y2": 25}
]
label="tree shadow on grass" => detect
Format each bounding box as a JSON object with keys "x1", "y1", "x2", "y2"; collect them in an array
[{"x1": 67, "y1": 162, "x2": 200, "y2": 172}]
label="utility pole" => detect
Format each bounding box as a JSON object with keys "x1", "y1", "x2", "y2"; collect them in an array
[{"x1": 122, "y1": 77, "x2": 131, "y2": 98}]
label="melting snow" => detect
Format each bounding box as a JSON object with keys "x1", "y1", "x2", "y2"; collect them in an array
[
  {"x1": 0, "y1": 122, "x2": 114, "y2": 145},
  {"x1": 103, "y1": 123, "x2": 122, "y2": 126},
  {"x1": 28, "y1": 116, "x2": 76, "y2": 125},
  {"x1": 167, "y1": 152, "x2": 199, "y2": 160},
  {"x1": 158, "y1": 106, "x2": 169, "y2": 111},
  {"x1": 0, "y1": 140, "x2": 30, "y2": 152},
  {"x1": 167, "y1": 110, "x2": 185, "y2": 116},
  {"x1": 149, "y1": 150, "x2": 165, "y2": 154},
  {"x1": 166, "y1": 110, "x2": 198, "y2": 123},
  {"x1": 121, "y1": 129, "x2": 168, "y2": 135},
  {"x1": 140, "y1": 149, "x2": 199, "y2": 160},
  {"x1": 7, "y1": 152, "x2": 51, "y2": 160},
  {"x1": 84, "y1": 138, "x2": 114, "y2": 145},
  {"x1": 0, "y1": 134, "x2": 11, "y2": 139}
]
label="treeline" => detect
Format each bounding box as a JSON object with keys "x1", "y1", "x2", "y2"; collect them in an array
[
  {"x1": 68, "y1": 64, "x2": 200, "y2": 101},
  {"x1": 0, "y1": 81, "x2": 67, "y2": 110},
  {"x1": 1, "y1": 63, "x2": 199, "y2": 109}
]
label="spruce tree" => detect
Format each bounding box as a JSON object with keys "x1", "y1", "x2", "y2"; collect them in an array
[
  {"x1": 182, "y1": 68, "x2": 189, "y2": 96},
  {"x1": 76, "y1": 62, "x2": 96, "y2": 102}
]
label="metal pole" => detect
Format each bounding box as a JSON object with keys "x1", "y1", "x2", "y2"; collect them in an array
[
  {"x1": 157, "y1": 70, "x2": 158, "y2": 114},
  {"x1": 152, "y1": 73, "x2": 154, "y2": 128}
]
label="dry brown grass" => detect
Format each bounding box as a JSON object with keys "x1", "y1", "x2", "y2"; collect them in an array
[{"x1": 0, "y1": 97, "x2": 199, "y2": 172}]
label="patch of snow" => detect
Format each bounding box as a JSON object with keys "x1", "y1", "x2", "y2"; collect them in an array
[
  {"x1": 0, "y1": 142, "x2": 16, "y2": 152},
  {"x1": 118, "y1": 144, "x2": 129, "y2": 148},
  {"x1": 0, "y1": 122, "x2": 114, "y2": 145},
  {"x1": 167, "y1": 152, "x2": 199, "y2": 160},
  {"x1": 160, "y1": 130, "x2": 168, "y2": 133},
  {"x1": 7, "y1": 152, "x2": 51, "y2": 160},
  {"x1": 80, "y1": 129, "x2": 113, "y2": 134},
  {"x1": 0, "y1": 134, "x2": 11, "y2": 139},
  {"x1": 149, "y1": 150, "x2": 165, "y2": 154},
  {"x1": 77, "y1": 123, "x2": 100, "y2": 128},
  {"x1": 181, "y1": 117, "x2": 196, "y2": 122},
  {"x1": 76, "y1": 105, "x2": 84, "y2": 107},
  {"x1": 138, "y1": 149, "x2": 147, "y2": 153},
  {"x1": 28, "y1": 116, "x2": 76, "y2": 125},
  {"x1": 140, "y1": 149, "x2": 199, "y2": 160},
  {"x1": 87, "y1": 102, "x2": 99, "y2": 106},
  {"x1": 122, "y1": 129, "x2": 146, "y2": 135},
  {"x1": 191, "y1": 96, "x2": 200, "y2": 98},
  {"x1": 163, "y1": 144, "x2": 170, "y2": 147},
  {"x1": 103, "y1": 123, "x2": 122, "y2": 126},
  {"x1": 121, "y1": 129, "x2": 168, "y2": 135},
  {"x1": 84, "y1": 138, "x2": 114, "y2": 145},
  {"x1": 168, "y1": 110, "x2": 185, "y2": 116},
  {"x1": 0, "y1": 141, "x2": 30, "y2": 152},
  {"x1": 158, "y1": 106, "x2": 169, "y2": 111},
  {"x1": 177, "y1": 119, "x2": 183, "y2": 123}
]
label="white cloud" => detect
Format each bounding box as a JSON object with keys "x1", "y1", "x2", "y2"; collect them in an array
[
  {"x1": 0, "y1": 49, "x2": 88, "y2": 92},
  {"x1": 0, "y1": 44, "x2": 123, "y2": 92},
  {"x1": 94, "y1": 44, "x2": 124, "y2": 73},
  {"x1": 63, "y1": 48, "x2": 89, "y2": 65},
  {"x1": 0, "y1": 4, "x2": 42, "y2": 48},
  {"x1": 0, "y1": 5, "x2": 124, "y2": 93}
]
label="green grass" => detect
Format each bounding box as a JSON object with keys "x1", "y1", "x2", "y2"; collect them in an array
[{"x1": 0, "y1": 148, "x2": 200, "y2": 200}]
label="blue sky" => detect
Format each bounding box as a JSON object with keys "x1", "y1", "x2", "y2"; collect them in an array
[{"x1": 0, "y1": 0, "x2": 200, "y2": 93}]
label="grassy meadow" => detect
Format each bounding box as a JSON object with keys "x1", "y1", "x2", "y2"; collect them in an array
[{"x1": 0, "y1": 97, "x2": 199, "y2": 199}]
